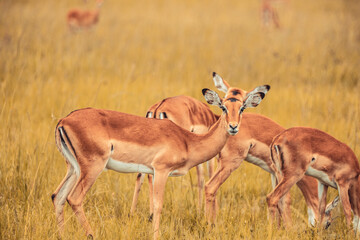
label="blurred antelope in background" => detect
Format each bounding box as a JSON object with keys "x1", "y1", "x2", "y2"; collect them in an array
[
  {"x1": 261, "y1": 0, "x2": 286, "y2": 29},
  {"x1": 67, "y1": 0, "x2": 103, "y2": 32}
]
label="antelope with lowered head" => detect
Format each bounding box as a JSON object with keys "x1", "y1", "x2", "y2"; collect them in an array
[{"x1": 267, "y1": 127, "x2": 360, "y2": 234}]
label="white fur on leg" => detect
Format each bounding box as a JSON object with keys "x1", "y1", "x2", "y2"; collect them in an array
[
  {"x1": 353, "y1": 215, "x2": 360, "y2": 234},
  {"x1": 307, "y1": 207, "x2": 316, "y2": 227}
]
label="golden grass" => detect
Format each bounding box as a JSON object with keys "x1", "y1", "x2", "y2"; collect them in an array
[{"x1": 0, "y1": 0, "x2": 359, "y2": 239}]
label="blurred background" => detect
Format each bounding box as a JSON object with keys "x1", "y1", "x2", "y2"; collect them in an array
[{"x1": 0, "y1": 0, "x2": 359, "y2": 239}]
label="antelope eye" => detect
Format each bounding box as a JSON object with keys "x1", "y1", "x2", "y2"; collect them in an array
[
  {"x1": 239, "y1": 106, "x2": 245, "y2": 114},
  {"x1": 220, "y1": 105, "x2": 228, "y2": 113}
]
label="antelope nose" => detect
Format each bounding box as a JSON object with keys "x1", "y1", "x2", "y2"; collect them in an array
[{"x1": 229, "y1": 123, "x2": 238, "y2": 130}]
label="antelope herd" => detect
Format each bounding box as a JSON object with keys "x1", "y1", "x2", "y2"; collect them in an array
[
  {"x1": 66, "y1": 0, "x2": 286, "y2": 32},
  {"x1": 52, "y1": 73, "x2": 269, "y2": 239},
  {"x1": 52, "y1": 72, "x2": 359, "y2": 239},
  {"x1": 54, "y1": 1, "x2": 359, "y2": 239}
]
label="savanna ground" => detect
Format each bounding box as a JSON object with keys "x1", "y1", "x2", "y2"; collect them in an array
[{"x1": 0, "y1": 0, "x2": 359, "y2": 239}]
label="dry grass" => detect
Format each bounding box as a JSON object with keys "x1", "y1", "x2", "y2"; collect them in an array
[{"x1": 0, "y1": 0, "x2": 359, "y2": 239}]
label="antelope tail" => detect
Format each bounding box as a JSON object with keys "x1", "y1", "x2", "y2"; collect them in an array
[{"x1": 55, "y1": 123, "x2": 80, "y2": 176}]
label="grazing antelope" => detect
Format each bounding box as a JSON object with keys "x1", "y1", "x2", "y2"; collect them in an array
[
  {"x1": 130, "y1": 95, "x2": 218, "y2": 219},
  {"x1": 51, "y1": 72, "x2": 270, "y2": 239},
  {"x1": 204, "y1": 75, "x2": 339, "y2": 227},
  {"x1": 67, "y1": 0, "x2": 103, "y2": 32},
  {"x1": 267, "y1": 127, "x2": 360, "y2": 233}
]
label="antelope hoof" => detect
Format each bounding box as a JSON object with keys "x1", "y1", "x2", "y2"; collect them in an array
[
  {"x1": 148, "y1": 213, "x2": 153, "y2": 222},
  {"x1": 324, "y1": 221, "x2": 331, "y2": 230},
  {"x1": 206, "y1": 221, "x2": 216, "y2": 228}
]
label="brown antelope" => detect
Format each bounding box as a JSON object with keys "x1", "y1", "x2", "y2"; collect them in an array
[
  {"x1": 267, "y1": 127, "x2": 360, "y2": 234},
  {"x1": 204, "y1": 75, "x2": 339, "y2": 227},
  {"x1": 51, "y1": 72, "x2": 270, "y2": 239},
  {"x1": 67, "y1": 0, "x2": 103, "y2": 32},
  {"x1": 261, "y1": 0, "x2": 281, "y2": 29},
  {"x1": 130, "y1": 95, "x2": 218, "y2": 219}
]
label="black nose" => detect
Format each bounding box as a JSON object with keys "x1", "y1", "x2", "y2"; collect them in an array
[{"x1": 229, "y1": 124, "x2": 238, "y2": 130}]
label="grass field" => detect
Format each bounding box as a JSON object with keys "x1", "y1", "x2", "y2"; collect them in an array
[{"x1": 0, "y1": 0, "x2": 359, "y2": 239}]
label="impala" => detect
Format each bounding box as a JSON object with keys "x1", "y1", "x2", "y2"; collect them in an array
[
  {"x1": 130, "y1": 95, "x2": 218, "y2": 219},
  {"x1": 67, "y1": 0, "x2": 103, "y2": 32},
  {"x1": 51, "y1": 72, "x2": 270, "y2": 239},
  {"x1": 204, "y1": 75, "x2": 339, "y2": 227},
  {"x1": 261, "y1": 0, "x2": 280, "y2": 28},
  {"x1": 267, "y1": 127, "x2": 360, "y2": 233}
]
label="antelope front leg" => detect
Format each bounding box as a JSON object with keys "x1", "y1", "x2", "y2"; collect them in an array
[
  {"x1": 317, "y1": 182, "x2": 328, "y2": 226},
  {"x1": 207, "y1": 157, "x2": 216, "y2": 178},
  {"x1": 148, "y1": 174, "x2": 154, "y2": 221},
  {"x1": 152, "y1": 170, "x2": 169, "y2": 239},
  {"x1": 205, "y1": 160, "x2": 242, "y2": 224}
]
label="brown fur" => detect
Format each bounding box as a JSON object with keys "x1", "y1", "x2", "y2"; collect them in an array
[
  {"x1": 130, "y1": 96, "x2": 218, "y2": 217},
  {"x1": 205, "y1": 113, "x2": 329, "y2": 226},
  {"x1": 51, "y1": 79, "x2": 268, "y2": 239},
  {"x1": 267, "y1": 127, "x2": 360, "y2": 231},
  {"x1": 67, "y1": 0, "x2": 103, "y2": 31},
  {"x1": 261, "y1": 0, "x2": 280, "y2": 28},
  {"x1": 148, "y1": 95, "x2": 218, "y2": 129}
]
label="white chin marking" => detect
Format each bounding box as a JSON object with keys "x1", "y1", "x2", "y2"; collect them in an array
[{"x1": 228, "y1": 131, "x2": 238, "y2": 136}]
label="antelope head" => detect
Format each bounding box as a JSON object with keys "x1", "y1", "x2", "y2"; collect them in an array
[
  {"x1": 323, "y1": 195, "x2": 340, "y2": 229},
  {"x1": 202, "y1": 72, "x2": 270, "y2": 135}
]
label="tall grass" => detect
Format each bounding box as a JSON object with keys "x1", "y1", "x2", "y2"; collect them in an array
[{"x1": 0, "y1": 0, "x2": 359, "y2": 239}]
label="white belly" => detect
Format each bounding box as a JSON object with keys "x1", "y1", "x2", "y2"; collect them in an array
[
  {"x1": 105, "y1": 158, "x2": 186, "y2": 177},
  {"x1": 246, "y1": 154, "x2": 272, "y2": 173},
  {"x1": 306, "y1": 166, "x2": 337, "y2": 188},
  {"x1": 106, "y1": 158, "x2": 154, "y2": 174}
]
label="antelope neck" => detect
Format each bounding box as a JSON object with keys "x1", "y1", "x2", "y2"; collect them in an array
[{"x1": 187, "y1": 114, "x2": 229, "y2": 168}]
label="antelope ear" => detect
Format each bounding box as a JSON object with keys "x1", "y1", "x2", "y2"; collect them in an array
[
  {"x1": 202, "y1": 88, "x2": 223, "y2": 108},
  {"x1": 212, "y1": 72, "x2": 230, "y2": 93},
  {"x1": 243, "y1": 85, "x2": 270, "y2": 108}
]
